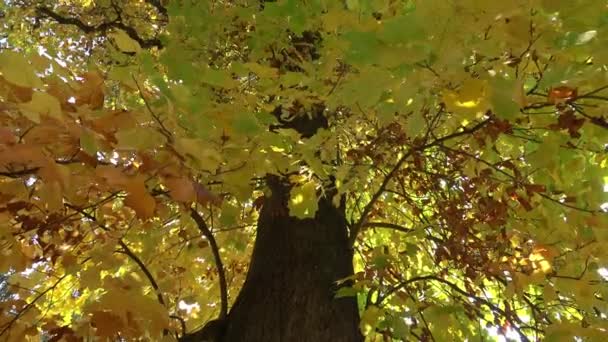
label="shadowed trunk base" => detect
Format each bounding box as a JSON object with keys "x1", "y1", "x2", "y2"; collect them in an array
[{"x1": 221, "y1": 176, "x2": 362, "y2": 342}]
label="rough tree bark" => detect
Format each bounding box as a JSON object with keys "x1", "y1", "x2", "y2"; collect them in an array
[{"x1": 221, "y1": 175, "x2": 362, "y2": 342}]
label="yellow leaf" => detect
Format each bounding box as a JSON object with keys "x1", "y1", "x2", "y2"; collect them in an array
[
  {"x1": 0, "y1": 51, "x2": 43, "y2": 88},
  {"x1": 176, "y1": 138, "x2": 222, "y2": 171},
  {"x1": 359, "y1": 305, "x2": 382, "y2": 336},
  {"x1": 442, "y1": 79, "x2": 490, "y2": 120},
  {"x1": 19, "y1": 91, "x2": 63, "y2": 120},
  {"x1": 288, "y1": 180, "x2": 319, "y2": 219},
  {"x1": 110, "y1": 29, "x2": 141, "y2": 53}
]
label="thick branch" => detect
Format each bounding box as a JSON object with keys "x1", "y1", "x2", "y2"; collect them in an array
[
  {"x1": 145, "y1": 0, "x2": 168, "y2": 17},
  {"x1": 189, "y1": 208, "x2": 228, "y2": 319},
  {"x1": 36, "y1": 6, "x2": 163, "y2": 49}
]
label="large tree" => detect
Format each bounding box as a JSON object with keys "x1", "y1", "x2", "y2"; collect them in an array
[{"x1": 1, "y1": 1, "x2": 608, "y2": 341}]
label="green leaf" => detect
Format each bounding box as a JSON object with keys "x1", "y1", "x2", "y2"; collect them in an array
[
  {"x1": 109, "y1": 29, "x2": 141, "y2": 53},
  {"x1": 490, "y1": 77, "x2": 522, "y2": 121},
  {"x1": 219, "y1": 202, "x2": 239, "y2": 227},
  {"x1": 335, "y1": 286, "x2": 359, "y2": 298},
  {"x1": 378, "y1": 14, "x2": 425, "y2": 44},
  {"x1": 80, "y1": 130, "x2": 98, "y2": 155},
  {"x1": 115, "y1": 128, "x2": 165, "y2": 150},
  {"x1": 405, "y1": 112, "x2": 425, "y2": 138},
  {"x1": 0, "y1": 51, "x2": 43, "y2": 88},
  {"x1": 343, "y1": 31, "x2": 381, "y2": 65},
  {"x1": 19, "y1": 91, "x2": 62, "y2": 120},
  {"x1": 389, "y1": 315, "x2": 409, "y2": 339},
  {"x1": 232, "y1": 113, "x2": 262, "y2": 135}
]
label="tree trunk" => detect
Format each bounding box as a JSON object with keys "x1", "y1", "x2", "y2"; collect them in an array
[{"x1": 221, "y1": 175, "x2": 362, "y2": 342}]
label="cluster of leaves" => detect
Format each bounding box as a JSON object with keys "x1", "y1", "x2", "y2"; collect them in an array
[{"x1": 0, "y1": 0, "x2": 608, "y2": 341}]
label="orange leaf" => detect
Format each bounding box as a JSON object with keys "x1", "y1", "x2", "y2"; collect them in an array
[
  {"x1": 76, "y1": 71, "x2": 105, "y2": 109},
  {"x1": 90, "y1": 311, "x2": 124, "y2": 339},
  {"x1": 0, "y1": 127, "x2": 17, "y2": 145},
  {"x1": 547, "y1": 86, "x2": 577, "y2": 104},
  {"x1": 95, "y1": 165, "x2": 129, "y2": 188},
  {"x1": 124, "y1": 178, "x2": 156, "y2": 219},
  {"x1": 0, "y1": 75, "x2": 33, "y2": 103}
]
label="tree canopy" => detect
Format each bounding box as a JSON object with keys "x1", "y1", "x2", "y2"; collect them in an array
[{"x1": 1, "y1": 0, "x2": 608, "y2": 341}]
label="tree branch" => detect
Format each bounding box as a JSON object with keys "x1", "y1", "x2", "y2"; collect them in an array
[
  {"x1": 36, "y1": 6, "x2": 163, "y2": 49},
  {"x1": 378, "y1": 274, "x2": 534, "y2": 341},
  {"x1": 0, "y1": 274, "x2": 69, "y2": 337},
  {"x1": 375, "y1": 275, "x2": 437, "y2": 305},
  {"x1": 117, "y1": 243, "x2": 166, "y2": 306},
  {"x1": 0, "y1": 167, "x2": 39, "y2": 178},
  {"x1": 145, "y1": 0, "x2": 168, "y2": 17},
  {"x1": 189, "y1": 208, "x2": 228, "y2": 320},
  {"x1": 348, "y1": 117, "x2": 492, "y2": 245},
  {"x1": 362, "y1": 222, "x2": 414, "y2": 234},
  {"x1": 65, "y1": 203, "x2": 167, "y2": 307}
]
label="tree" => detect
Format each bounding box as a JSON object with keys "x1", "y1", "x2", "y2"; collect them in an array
[{"x1": 1, "y1": 0, "x2": 608, "y2": 341}]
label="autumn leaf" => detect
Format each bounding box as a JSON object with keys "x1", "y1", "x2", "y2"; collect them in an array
[
  {"x1": 163, "y1": 176, "x2": 195, "y2": 203},
  {"x1": 124, "y1": 178, "x2": 156, "y2": 219},
  {"x1": 0, "y1": 51, "x2": 43, "y2": 88},
  {"x1": 90, "y1": 311, "x2": 124, "y2": 339},
  {"x1": 75, "y1": 71, "x2": 105, "y2": 109}
]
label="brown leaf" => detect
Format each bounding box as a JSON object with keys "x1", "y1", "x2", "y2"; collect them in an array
[
  {"x1": 0, "y1": 75, "x2": 33, "y2": 102},
  {"x1": 0, "y1": 127, "x2": 17, "y2": 145},
  {"x1": 95, "y1": 165, "x2": 129, "y2": 188},
  {"x1": 193, "y1": 181, "x2": 222, "y2": 207},
  {"x1": 90, "y1": 311, "x2": 124, "y2": 339},
  {"x1": 550, "y1": 110, "x2": 585, "y2": 138},
  {"x1": 47, "y1": 80, "x2": 77, "y2": 112},
  {"x1": 164, "y1": 176, "x2": 196, "y2": 203}
]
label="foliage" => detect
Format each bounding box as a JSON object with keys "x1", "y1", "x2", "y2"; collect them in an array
[{"x1": 1, "y1": 0, "x2": 608, "y2": 341}]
